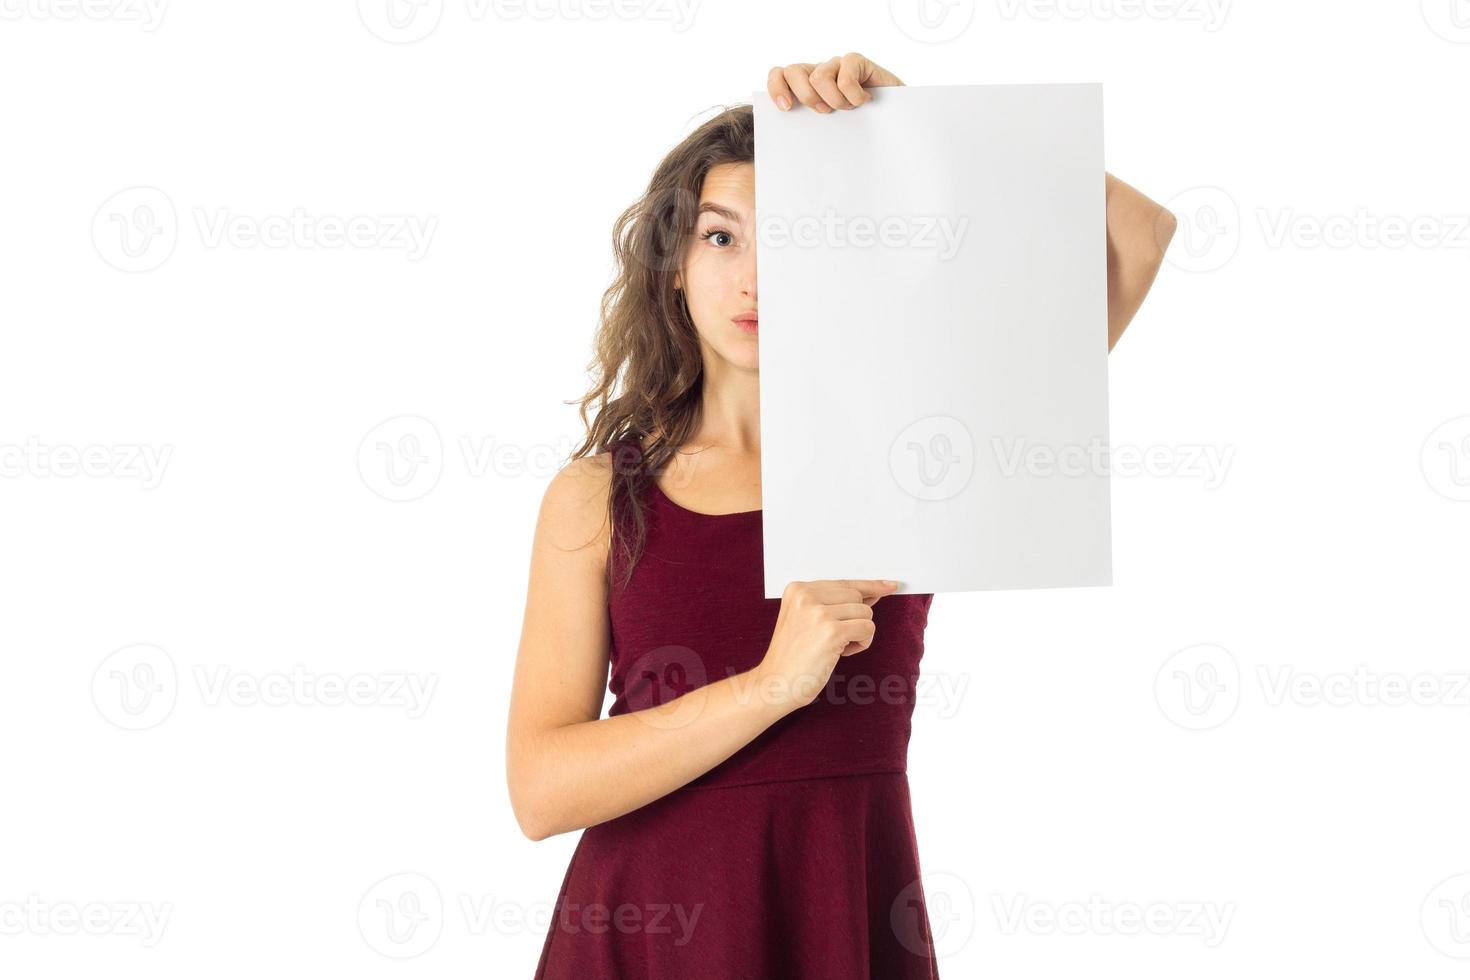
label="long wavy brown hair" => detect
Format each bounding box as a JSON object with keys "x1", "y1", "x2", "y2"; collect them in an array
[{"x1": 565, "y1": 102, "x2": 755, "y2": 593}]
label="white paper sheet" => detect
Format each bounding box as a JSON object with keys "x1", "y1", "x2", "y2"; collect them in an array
[{"x1": 752, "y1": 83, "x2": 1111, "y2": 597}]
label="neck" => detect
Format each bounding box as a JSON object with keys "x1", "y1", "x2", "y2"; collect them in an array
[{"x1": 694, "y1": 346, "x2": 761, "y2": 454}]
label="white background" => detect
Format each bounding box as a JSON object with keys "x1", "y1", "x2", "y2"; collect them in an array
[{"x1": 2, "y1": 1, "x2": 1469, "y2": 977}]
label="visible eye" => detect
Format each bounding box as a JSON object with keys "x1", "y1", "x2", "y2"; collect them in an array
[{"x1": 698, "y1": 227, "x2": 735, "y2": 248}]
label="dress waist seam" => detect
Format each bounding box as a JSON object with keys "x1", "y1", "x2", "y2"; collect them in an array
[{"x1": 683, "y1": 767, "x2": 909, "y2": 793}]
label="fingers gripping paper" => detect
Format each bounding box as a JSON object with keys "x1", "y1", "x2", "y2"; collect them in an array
[{"x1": 751, "y1": 83, "x2": 1111, "y2": 597}]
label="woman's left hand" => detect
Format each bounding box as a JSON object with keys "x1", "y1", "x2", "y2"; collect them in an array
[{"x1": 767, "y1": 54, "x2": 904, "y2": 113}]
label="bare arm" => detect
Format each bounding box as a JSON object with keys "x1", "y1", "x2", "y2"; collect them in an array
[
  {"x1": 1105, "y1": 172, "x2": 1176, "y2": 352},
  {"x1": 504, "y1": 455, "x2": 792, "y2": 840}
]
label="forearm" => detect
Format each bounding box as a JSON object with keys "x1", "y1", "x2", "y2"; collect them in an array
[{"x1": 511, "y1": 665, "x2": 793, "y2": 839}]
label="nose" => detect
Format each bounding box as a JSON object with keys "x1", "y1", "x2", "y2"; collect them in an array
[{"x1": 741, "y1": 241, "x2": 758, "y2": 301}]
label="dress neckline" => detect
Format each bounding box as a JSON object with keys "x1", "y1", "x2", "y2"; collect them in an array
[
  {"x1": 649, "y1": 478, "x2": 762, "y2": 520},
  {"x1": 613, "y1": 437, "x2": 763, "y2": 519}
]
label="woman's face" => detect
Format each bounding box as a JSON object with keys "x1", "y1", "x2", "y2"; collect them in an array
[{"x1": 676, "y1": 161, "x2": 759, "y2": 372}]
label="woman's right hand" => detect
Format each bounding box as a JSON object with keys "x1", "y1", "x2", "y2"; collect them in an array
[{"x1": 754, "y1": 579, "x2": 901, "y2": 713}]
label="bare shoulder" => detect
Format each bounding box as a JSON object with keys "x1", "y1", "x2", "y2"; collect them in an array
[{"x1": 536, "y1": 451, "x2": 616, "y2": 561}]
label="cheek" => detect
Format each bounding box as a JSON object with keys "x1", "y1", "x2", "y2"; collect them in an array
[{"x1": 683, "y1": 253, "x2": 737, "y2": 307}]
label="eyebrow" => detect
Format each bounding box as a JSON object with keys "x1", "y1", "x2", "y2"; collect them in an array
[{"x1": 697, "y1": 202, "x2": 744, "y2": 223}]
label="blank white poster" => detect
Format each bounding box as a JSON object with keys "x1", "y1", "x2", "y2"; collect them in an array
[{"x1": 752, "y1": 83, "x2": 1111, "y2": 597}]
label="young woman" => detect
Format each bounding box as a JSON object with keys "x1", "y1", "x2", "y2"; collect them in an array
[{"x1": 508, "y1": 53, "x2": 1176, "y2": 978}]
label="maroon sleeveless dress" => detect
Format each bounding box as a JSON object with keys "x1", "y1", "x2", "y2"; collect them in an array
[{"x1": 534, "y1": 440, "x2": 941, "y2": 979}]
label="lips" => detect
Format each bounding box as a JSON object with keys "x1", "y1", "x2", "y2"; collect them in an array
[{"x1": 733, "y1": 313, "x2": 758, "y2": 334}]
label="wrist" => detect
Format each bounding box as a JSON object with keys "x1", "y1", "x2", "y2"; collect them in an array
[{"x1": 747, "y1": 660, "x2": 799, "y2": 722}]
